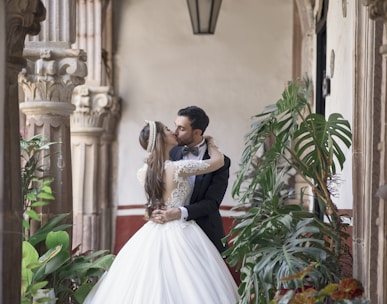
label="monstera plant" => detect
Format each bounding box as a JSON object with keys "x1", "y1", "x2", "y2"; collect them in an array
[
  {"x1": 225, "y1": 79, "x2": 356, "y2": 303},
  {"x1": 20, "y1": 135, "x2": 115, "y2": 304}
]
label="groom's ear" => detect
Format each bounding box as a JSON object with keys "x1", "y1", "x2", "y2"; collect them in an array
[{"x1": 193, "y1": 129, "x2": 202, "y2": 137}]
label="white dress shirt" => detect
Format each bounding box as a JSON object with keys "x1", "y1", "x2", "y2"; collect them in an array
[{"x1": 179, "y1": 139, "x2": 206, "y2": 221}]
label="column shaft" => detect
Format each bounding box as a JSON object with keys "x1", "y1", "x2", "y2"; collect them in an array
[
  {"x1": 4, "y1": 1, "x2": 46, "y2": 303},
  {"x1": 362, "y1": 1, "x2": 387, "y2": 302},
  {"x1": 72, "y1": 129, "x2": 103, "y2": 251},
  {"x1": 26, "y1": 0, "x2": 76, "y2": 49},
  {"x1": 71, "y1": 85, "x2": 119, "y2": 251},
  {"x1": 19, "y1": 49, "x2": 87, "y2": 234},
  {"x1": 377, "y1": 23, "x2": 387, "y2": 303},
  {"x1": 71, "y1": 0, "x2": 120, "y2": 252}
]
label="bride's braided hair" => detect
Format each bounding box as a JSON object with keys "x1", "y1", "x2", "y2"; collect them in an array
[{"x1": 139, "y1": 121, "x2": 166, "y2": 218}]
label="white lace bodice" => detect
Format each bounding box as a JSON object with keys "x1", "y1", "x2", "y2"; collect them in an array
[{"x1": 137, "y1": 159, "x2": 210, "y2": 208}]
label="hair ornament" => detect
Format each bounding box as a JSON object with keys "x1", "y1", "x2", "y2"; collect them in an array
[{"x1": 145, "y1": 120, "x2": 156, "y2": 152}]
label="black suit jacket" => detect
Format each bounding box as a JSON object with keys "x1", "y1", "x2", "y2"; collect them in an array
[{"x1": 169, "y1": 144, "x2": 231, "y2": 253}]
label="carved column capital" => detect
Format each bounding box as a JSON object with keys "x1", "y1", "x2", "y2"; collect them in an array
[
  {"x1": 102, "y1": 95, "x2": 121, "y2": 142},
  {"x1": 363, "y1": 0, "x2": 387, "y2": 20},
  {"x1": 19, "y1": 48, "x2": 87, "y2": 104},
  {"x1": 6, "y1": 0, "x2": 46, "y2": 61},
  {"x1": 71, "y1": 86, "x2": 119, "y2": 132}
]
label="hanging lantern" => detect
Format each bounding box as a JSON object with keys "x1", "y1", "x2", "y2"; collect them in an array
[{"x1": 187, "y1": 0, "x2": 222, "y2": 35}]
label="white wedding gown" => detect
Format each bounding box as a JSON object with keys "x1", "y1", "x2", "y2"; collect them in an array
[{"x1": 84, "y1": 160, "x2": 239, "y2": 304}]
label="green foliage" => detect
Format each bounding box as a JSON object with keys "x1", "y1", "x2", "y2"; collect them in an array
[
  {"x1": 232, "y1": 79, "x2": 352, "y2": 219},
  {"x1": 21, "y1": 226, "x2": 115, "y2": 304},
  {"x1": 225, "y1": 79, "x2": 353, "y2": 304},
  {"x1": 20, "y1": 135, "x2": 56, "y2": 238},
  {"x1": 20, "y1": 135, "x2": 115, "y2": 304},
  {"x1": 27, "y1": 213, "x2": 72, "y2": 247}
]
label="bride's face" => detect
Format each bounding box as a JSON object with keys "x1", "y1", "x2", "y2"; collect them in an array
[{"x1": 163, "y1": 125, "x2": 178, "y2": 146}]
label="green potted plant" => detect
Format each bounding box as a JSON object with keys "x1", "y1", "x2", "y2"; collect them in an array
[
  {"x1": 20, "y1": 134, "x2": 56, "y2": 240},
  {"x1": 224, "y1": 79, "x2": 354, "y2": 303},
  {"x1": 20, "y1": 135, "x2": 115, "y2": 304},
  {"x1": 22, "y1": 226, "x2": 114, "y2": 304}
]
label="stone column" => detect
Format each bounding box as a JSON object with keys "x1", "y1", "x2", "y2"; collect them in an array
[
  {"x1": 293, "y1": 0, "x2": 315, "y2": 210},
  {"x1": 3, "y1": 1, "x2": 45, "y2": 302},
  {"x1": 378, "y1": 22, "x2": 387, "y2": 304},
  {"x1": 71, "y1": 86, "x2": 119, "y2": 251},
  {"x1": 19, "y1": 0, "x2": 87, "y2": 233},
  {"x1": 71, "y1": 0, "x2": 120, "y2": 252},
  {"x1": 294, "y1": 0, "x2": 315, "y2": 78},
  {"x1": 352, "y1": 3, "x2": 383, "y2": 302},
  {"x1": 361, "y1": 1, "x2": 387, "y2": 302}
]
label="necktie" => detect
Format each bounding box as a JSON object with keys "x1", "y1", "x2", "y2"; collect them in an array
[{"x1": 182, "y1": 146, "x2": 199, "y2": 156}]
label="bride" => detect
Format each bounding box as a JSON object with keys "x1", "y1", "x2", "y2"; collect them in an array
[{"x1": 84, "y1": 120, "x2": 239, "y2": 304}]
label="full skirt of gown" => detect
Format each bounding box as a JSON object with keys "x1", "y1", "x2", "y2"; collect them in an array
[{"x1": 83, "y1": 219, "x2": 239, "y2": 304}]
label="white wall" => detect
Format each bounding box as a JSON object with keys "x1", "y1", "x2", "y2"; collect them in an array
[
  {"x1": 324, "y1": 1, "x2": 354, "y2": 210},
  {"x1": 114, "y1": 0, "x2": 293, "y2": 211}
]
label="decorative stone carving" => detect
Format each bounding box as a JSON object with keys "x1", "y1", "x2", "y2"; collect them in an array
[
  {"x1": 71, "y1": 84, "x2": 120, "y2": 251},
  {"x1": 18, "y1": 0, "x2": 87, "y2": 245},
  {"x1": 6, "y1": 0, "x2": 46, "y2": 58},
  {"x1": 71, "y1": 84, "x2": 121, "y2": 139},
  {"x1": 19, "y1": 48, "x2": 87, "y2": 103},
  {"x1": 102, "y1": 94, "x2": 121, "y2": 141},
  {"x1": 363, "y1": 0, "x2": 387, "y2": 20},
  {"x1": 70, "y1": 0, "x2": 121, "y2": 252},
  {"x1": 19, "y1": 48, "x2": 87, "y2": 233},
  {"x1": 71, "y1": 85, "x2": 112, "y2": 130},
  {"x1": 25, "y1": 0, "x2": 76, "y2": 49}
]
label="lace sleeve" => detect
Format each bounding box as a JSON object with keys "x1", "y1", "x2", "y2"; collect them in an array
[
  {"x1": 137, "y1": 163, "x2": 148, "y2": 185},
  {"x1": 173, "y1": 160, "x2": 210, "y2": 182}
]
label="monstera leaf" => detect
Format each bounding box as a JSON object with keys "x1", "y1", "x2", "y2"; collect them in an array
[
  {"x1": 292, "y1": 112, "x2": 352, "y2": 179},
  {"x1": 226, "y1": 79, "x2": 353, "y2": 304}
]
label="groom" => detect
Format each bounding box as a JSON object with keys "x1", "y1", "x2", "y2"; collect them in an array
[{"x1": 152, "y1": 106, "x2": 230, "y2": 253}]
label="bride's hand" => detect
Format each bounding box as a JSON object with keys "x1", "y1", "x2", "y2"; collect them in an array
[
  {"x1": 203, "y1": 135, "x2": 214, "y2": 144},
  {"x1": 151, "y1": 208, "x2": 181, "y2": 224}
]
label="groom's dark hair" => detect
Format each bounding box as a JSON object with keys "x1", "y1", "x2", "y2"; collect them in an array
[{"x1": 178, "y1": 106, "x2": 209, "y2": 134}]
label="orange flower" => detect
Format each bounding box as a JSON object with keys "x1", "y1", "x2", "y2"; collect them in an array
[
  {"x1": 290, "y1": 288, "x2": 317, "y2": 304},
  {"x1": 330, "y1": 278, "x2": 364, "y2": 300}
]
